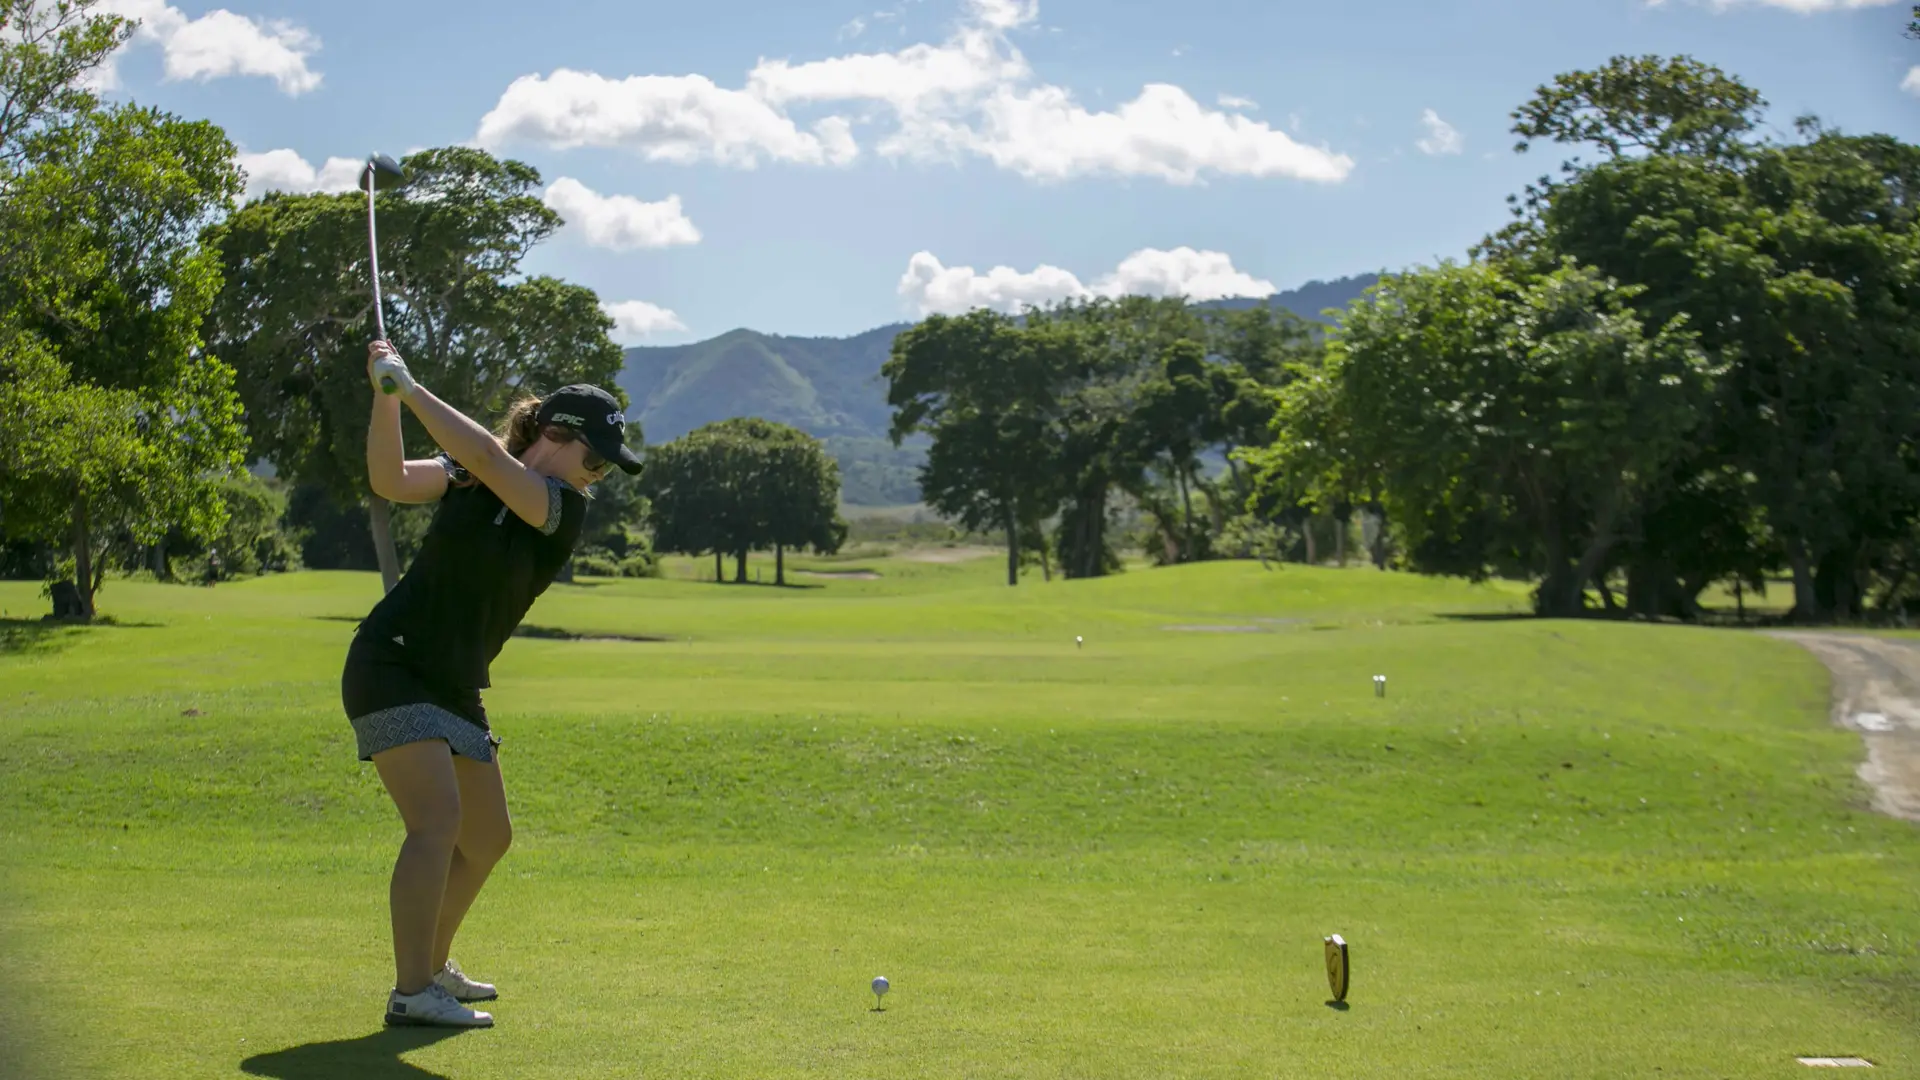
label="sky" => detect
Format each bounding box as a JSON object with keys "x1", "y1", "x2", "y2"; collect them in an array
[{"x1": 86, "y1": 0, "x2": 1920, "y2": 345}]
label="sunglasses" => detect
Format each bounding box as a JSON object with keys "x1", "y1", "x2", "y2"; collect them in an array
[{"x1": 550, "y1": 426, "x2": 611, "y2": 474}]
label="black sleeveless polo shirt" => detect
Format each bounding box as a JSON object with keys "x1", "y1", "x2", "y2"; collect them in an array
[{"x1": 360, "y1": 454, "x2": 588, "y2": 691}]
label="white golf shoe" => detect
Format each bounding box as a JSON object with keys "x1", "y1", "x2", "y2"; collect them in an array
[
  {"x1": 385, "y1": 983, "x2": 493, "y2": 1028},
  {"x1": 432, "y1": 958, "x2": 498, "y2": 1002}
]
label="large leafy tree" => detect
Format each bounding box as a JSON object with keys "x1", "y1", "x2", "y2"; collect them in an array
[
  {"x1": 1504, "y1": 55, "x2": 1920, "y2": 619},
  {"x1": 200, "y1": 146, "x2": 625, "y2": 587},
  {"x1": 641, "y1": 418, "x2": 844, "y2": 584},
  {"x1": 885, "y1": 309, "x2": 1080, "y2": 586},
  {"x1": 0, "y1": 93, "x2": 247, "y2": 617},
  {"x1": 637, "y1": 429, "x2": 730, "y2": 581},
  {"x1": 1023, "y1": 295, "x2": 1209, "y2": 577},
  {"x1": 1261, "y1": 258, "x2": 1713, "y2": 616},
  {"x1": 744, "y1": 420, "x2": 847, "y2": 586}
]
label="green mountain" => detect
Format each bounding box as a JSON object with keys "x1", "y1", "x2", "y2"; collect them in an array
[
  {"x1": 618, "y1": 322, "x2": 909, "y2": 444},
  {"x1": 617, "y1": 273, "x2": 1380, "y2": 505}
]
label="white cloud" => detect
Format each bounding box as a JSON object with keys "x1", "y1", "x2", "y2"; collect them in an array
[
  {"x1": 958, "y1": 83, "x2": 1354, "y2": 184},
  {"x1": 1415, "y1": 108, "x2": 1462, "y2": 155},
  {"x1": 840, "y1": 15, "x2": 868, "y2": 38},
  {"x1": 603, "y1": 300, "x2": 688, "y2": 342},
  {"x1": 899, "y1": 251, "x2": 1087, "y2": 314},
  {"x1": 747, "y1": 14, "x2": 1029, "y2": 115},
  {"x1": 1096, "y1": 247, "x2": 1274, "y2": 301},
  {"x1": 541, "y1": 178, "x2": 700, "y2": 251},
  {"x1": 476, "y1": 69, "x2": 860, "y2": 167},
  {"x1": 967, "y1": 0, "x2": 1039, "y2": 31},
  {"x1": 93, "y1": 0, "x2": 321, "y2": 95},
  {"x1": 1217, "y1": 93, "x2": 1258, "y2": 111},
  {"x1": 1903, "y1": 65, "x2": 1920, "y2": 95},
  {"x1": 899, "y1": 246, "x2": 1274, "y2": 315},
  {"x1": 476, "y1": 0, "x2": 1353, "y2": 188},
  {"x1": 235, "y1": 149, "x2": 362, "y2": 200}
]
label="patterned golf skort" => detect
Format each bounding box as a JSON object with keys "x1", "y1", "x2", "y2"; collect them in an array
[{"x1": 341, "y1": 628, "x2": 500, "y2": 763}]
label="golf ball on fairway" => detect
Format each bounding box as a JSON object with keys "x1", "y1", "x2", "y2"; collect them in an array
[{"x1": 873, "y1": 976, "x2": 889, "y2": 997}]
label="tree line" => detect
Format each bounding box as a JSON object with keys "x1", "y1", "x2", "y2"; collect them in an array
[{"x1": 887, "y1": 55, "x2": 1920, "y2": 622}]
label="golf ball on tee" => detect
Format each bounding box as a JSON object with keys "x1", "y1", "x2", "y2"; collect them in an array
[{"x1": 873, "y1": 976, "x2": 889, "y2": 996}]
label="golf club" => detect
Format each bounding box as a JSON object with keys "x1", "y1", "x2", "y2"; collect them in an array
[{"x1": 361, "y1": 153, "x2": 407, "y2": 393}]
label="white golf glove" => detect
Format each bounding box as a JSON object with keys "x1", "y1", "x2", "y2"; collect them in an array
[{"x1": 372, "y1": 354, "x2": 418, "y2": 397}]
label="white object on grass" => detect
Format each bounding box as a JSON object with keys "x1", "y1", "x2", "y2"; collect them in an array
[{"x1": 872, "y1": 975, "x2": 889, "y2": 1008}]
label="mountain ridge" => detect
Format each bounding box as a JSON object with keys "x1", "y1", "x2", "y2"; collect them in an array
[{"x1": 615, "y1": 272, "x2": 1380, "y2": 503}]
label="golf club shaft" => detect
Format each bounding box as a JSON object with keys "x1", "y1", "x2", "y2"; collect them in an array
[{"x1": 366, "y1": 169, "x2": 396, "y2": 393}]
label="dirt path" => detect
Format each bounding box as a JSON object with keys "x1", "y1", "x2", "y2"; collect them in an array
[{"x1": 1770, "y1": 631, "x2": 1920, "y2": 823}]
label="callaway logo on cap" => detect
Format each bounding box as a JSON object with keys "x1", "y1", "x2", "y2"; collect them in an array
[{"x1": 536, "y1": 385, "x2": 645, "y2": 475}]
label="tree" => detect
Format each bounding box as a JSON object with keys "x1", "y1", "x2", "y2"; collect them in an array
[
  {"x1": 748, "y1": 422, "x2": 847, "y2": 586},
  {"x1": 641, "y1": 426, "x2": 736, "y2": 581},
  {"x1": 885, "y1": 310, "x2": 1078, "y2": 586},
  {"x1": 1509, "y1": 58, "x2": 1920, "y2": 619},
  {"x1": 1267, "y1": 259, "x2": 1713, "y2": 617},
  {"x1": 640, "y1": 418, "x2": 844, "y2": 584},
  {"x1": 1132, "y1": 339, "x2": 1224, "y2": 563},
  {"x1": 1480, "y1": 54, "x2": 1767, "y2": 270},
  {"x1": 0, "y1": 101, "x2": 247, "y2": 618},
  {"x1": 1025, "y1": 295, "x2": 1203, "y2": 578},
  {"x1": 1510, "y1": 54, "x2": 1765, "y2": 161},
  {"x1": 0, "y1": 0, "x2": 132, "y2": 198},
  {"x1": 201, "y1": 146, "x2": 626, "y2": 586}
]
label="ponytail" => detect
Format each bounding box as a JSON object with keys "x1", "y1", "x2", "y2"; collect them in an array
[{"x1": 497, "y1": 395, "x2": 544, "y2": 456}]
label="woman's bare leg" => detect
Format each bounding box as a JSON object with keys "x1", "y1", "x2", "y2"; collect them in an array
[
  {"x1": 433, "y1": 752, "x2": 513, "y2": 971},
  {"x1": 372, "y1": 739, "x2": 463, "y2": 995}
]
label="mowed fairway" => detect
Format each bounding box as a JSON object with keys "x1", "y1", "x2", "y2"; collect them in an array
[{"x1": 2, "y1": 555, "x2": 1918, "y2": 1079}]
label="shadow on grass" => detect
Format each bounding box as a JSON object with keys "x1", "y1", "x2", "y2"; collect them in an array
[
  {"x1": 0, "y1": 616, "x2": 160, "y2": 656},
  {"x1": 513, "y1": 624, "x2": 671, "y2": 643},
  {"x1": 240, "y1": 1027, "x2": 465, "y2": 1080},
  {"x1": 311, "y1": 616, "x2": 671, "y2": 643}
]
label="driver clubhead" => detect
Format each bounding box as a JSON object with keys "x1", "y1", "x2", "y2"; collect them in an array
[{"x1": 360, "y1": 153, "x2": 406, "y2": 193}]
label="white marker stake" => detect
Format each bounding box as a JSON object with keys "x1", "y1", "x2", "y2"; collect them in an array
[{"x1": 1374, "y1": 675, "x2": 1386, "y2": 698}]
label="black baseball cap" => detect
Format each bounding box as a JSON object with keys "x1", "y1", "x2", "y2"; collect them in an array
[{"x1": 536, "y1": 385, "x2": 643, "y2": 474}]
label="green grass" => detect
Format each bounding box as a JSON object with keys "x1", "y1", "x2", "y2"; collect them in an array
[{"x1": 2, "y1": 555, "x2": 1916, "y2": 1079}]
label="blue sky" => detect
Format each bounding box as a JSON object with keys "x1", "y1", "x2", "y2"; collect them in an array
[{"x1": 92, "y1": 0, "x2": 1920, "y2": 344}]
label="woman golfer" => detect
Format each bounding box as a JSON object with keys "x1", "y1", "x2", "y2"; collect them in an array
[{"x1": 341, "y1": 340, "x2": 641, "y2": 1028}]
